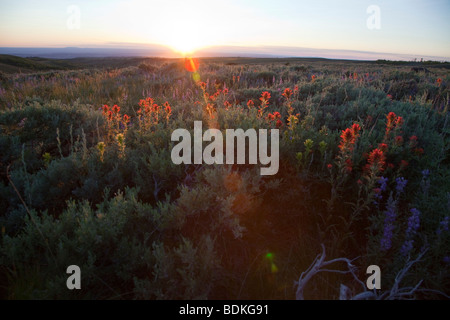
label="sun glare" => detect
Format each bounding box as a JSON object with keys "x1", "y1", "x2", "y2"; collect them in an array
[
  {"x1": 141, "y1": 2, "x2": 214, "y2": 56},
  {"x1": 120, "y1": 0, "x2": 230, "y2": 56},
  {"x1": 163, "y1": 24, "x2": 209, "y2": 56},
  {"x1": 167, "y1": 38, "x2": 202, "y2": 56}
]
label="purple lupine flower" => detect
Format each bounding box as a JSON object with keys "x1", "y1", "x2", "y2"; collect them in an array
[
  {"x1": 406, "y1": 208, "x2": 421, "y2": 233},
  {"x1": 373, "y1": 190, "x2": 382, "y2": 205},
  {"x1": 395, "y1": 177, "x2": 408, "y2": 194},
  {"x1": 380, "y1": 196, "x2": 397, "y2": 251},
  {"x1": 380, "y1": 224, "x2": 395, "y2": 251},
  {"x1": 378, "y1": 176, "x2": 388, "y2": 192},
  {"x1": 421, "y1": 169, "x2": 430, "y2": 178},
  {"x1": 400, "y1": 240, "x2": 414, "y2": 256},
  {"x1": 374, "y1": 177, "x2": 388, "y2": 205},
  {"x1": 400, "y1": 208, "x2": 421, "y2": 256}
]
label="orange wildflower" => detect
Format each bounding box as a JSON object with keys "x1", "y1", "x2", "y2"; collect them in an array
[
  {"x1": 282, "y1": 88, "x2": 293, "y2": 99},
  {"x1": 112, "y1": 105, "x2": 120, "y2": 114},
  {"x1": 260, "y1": 91, "x2": 271, "y2": 102},
  {"x1": 367, "y1": 148, "x2": 386, "y2": 172}
]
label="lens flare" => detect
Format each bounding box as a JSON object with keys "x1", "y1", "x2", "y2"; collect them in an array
[
  {"x1": 185, "y1": 57, "x2": 200, "y2": 72},
  {"x1": 265, "y1": 252, "x2": 278, "y2": 274},
  {"x1": 192, "y1": 72, "x2": 201, "y2": 82}
]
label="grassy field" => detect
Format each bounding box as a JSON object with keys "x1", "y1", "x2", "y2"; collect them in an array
[{"x1": 0, "y1": 55, "x2": 449, "y2": 299}]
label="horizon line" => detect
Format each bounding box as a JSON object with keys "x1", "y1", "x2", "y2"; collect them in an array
[{"x1": 0, "y1": 44, "x2": 449, "y2": 62}]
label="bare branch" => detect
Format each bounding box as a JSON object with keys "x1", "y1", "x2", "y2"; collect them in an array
[
  {"x1": 293, "y1": 244, "x2": 431, "y2": 300},
  {"x1": 294, "y1": 244, "x2": 361, "y2": 300},
  {"x1": 388, "y1": 248, "x2": 428, "y2": 299},
  {"x1": 352, "y1": 291, "x2": 377, "y2": 300}
]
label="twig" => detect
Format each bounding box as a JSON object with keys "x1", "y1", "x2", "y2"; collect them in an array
[
  {"x1": 387, "y1": 248, "x2": 427, "y2": 299},
  {"x1": 294, "y1": 244, "x2": 361, "y2": 300}
]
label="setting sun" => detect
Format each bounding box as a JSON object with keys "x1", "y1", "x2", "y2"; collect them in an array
[
  {"x1": 163, "y1": 26, "x2": 208, "y2": 55},
  {"x1": 155, "y1": 14, "x2": 208, "y2": 55},
  {"x1": 132, "y1": 1, "x2": 216, "y2": 56}
]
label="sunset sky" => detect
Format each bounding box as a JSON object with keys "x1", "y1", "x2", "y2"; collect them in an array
[{"x1": 0, "y1": 0, "x2": 449, "y2": 60}]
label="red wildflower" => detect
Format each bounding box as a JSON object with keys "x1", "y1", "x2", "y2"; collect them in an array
[
  {"x1": 276, "y1": 119, "x2": 283, "y2": 128},
  {"x1": 394, "y1": 135, "x2": 404, "y2": 146},
  {"x1": 387, "y1": 94, "x2": 393, "y2": 100},
  {"x1": 378, "y1": 143, "x2": 388, "y2": 152},
  {"x1": 341, "y1": 128, "x2": 354, "y2": 143},
  {"x1": 152, "y1": 104, "x2": 159, "y2": 112},
  {"x1": 395, "y1": 116, "x2": 404, "y2": 127},
  {"x1": 339, "y1": 127, "x2": 357, "y2": 152},
  {"x1": 139, "y1": 97, "x2": 153, "y2": 108},
  {"x1": 273, "y1": 111, "x2": 281, "y2": 119},
  {"x1": 139, "y1": 98, "x2": 153, "y2": 108},
  {"x1": 311, "y1": 75, "x2": 316, "y2": 82},
  {"x1": 351, "y1": 123, "x2": 361, "y2": 136},
  {"x1": 247, "y1": 100, "x2": 255, "y2": 108},
  {"x1": 282, "y1": 88, "x2": 293, "y2": 99},
  {"x1": 345, "y1": 158, "x2": 353, "y2": 173},
  {"x1": 199, "y1": 82, "x2": 207, "y2": 90},
  {"x1": 260, "y1": 91, "x2": 271, "y2": 102},
  {"x1": 327, "y1": 164, "x2": 333, "y2": 169},
  {"x1": 224, "y1": 101, "x2": 231, "y2": 108},
  {"x1": 222, "y1": 88, "x2": 229, "y2": 95},
  {"x1": 436, "y1": 78, "x2": 442, "y2": 86},
  {"x1": 267, "y1": 113, "x2": 275, "y2": 121},
  {"x1": 367, "y1": 148, "x2": 386, "y2": 172},
  {"x1": 294, "y1": 85, "x2": 299, "y2": 92},
  {"x1": 164, "y1": 101, "x2": 172, "y2": 115},
  {"x1": 387, "y1": 112, "x2": 396, "y2": 125},
  {"x1": 414, "y1": 147, "x2": 424, "y2": 156},
  {"x1": 112, "y1": 105, "x2": 120, "y2": 114},
  {"x1": 385, "y1": 111, "x2": 403, "y2": 139},
  {"x1": 400, "y1": 160, "x2": 408, "y2": 169},
  {"x1": 107, "y1": 110, "x2": 113, "y2": 121},
  {"x1": 102, "y1": 104, "x2": 109, "y2": 115},
  {"x1": 123, "y1": 114, "x2": 130, "y2": 123},
  {"x1": 409, "y1": 135, "x2": 418, "y2": 148}
]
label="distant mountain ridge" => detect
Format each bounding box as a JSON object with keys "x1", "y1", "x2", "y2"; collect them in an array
[
  {"x1": 0, "y1": 44, "x2": 448, "y2": 62},
  {"x1": 0, "y1": 54, "x2": 168, "y2": 74}
]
